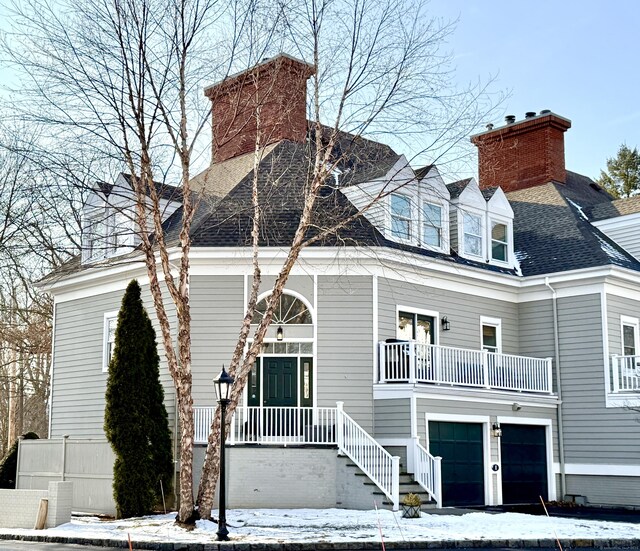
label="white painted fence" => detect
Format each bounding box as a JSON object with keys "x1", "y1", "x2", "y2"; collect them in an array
[
  {"x1": 379, "y1": 341, "x2": 553, "y2": 393},
  {"x1": 336, "y1": 402, "x2": 400, "y2": 510},
  {"x1": 412, "y1": 437, "x2": 441, "y2": 507},
  {"x1": 611, "y1": 354, "x2": 640, "y2": 393}
]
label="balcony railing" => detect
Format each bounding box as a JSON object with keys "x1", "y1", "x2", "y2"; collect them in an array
[
  {"x1": 379, "y1": 341, "x2": 553, "y2": 394},
  {"x1": 611, "y1": 355, "x2": 640, "y2": 393}
]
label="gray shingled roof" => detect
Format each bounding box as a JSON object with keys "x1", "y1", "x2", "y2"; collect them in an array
[
  {"x1": 446, "y1": 178, "x2": 472, "y2": 199},
  {"x1": 589, "y1": 195, "x2": 640, "y2": 221},
  {"x1": 507, "y1": 181, "x2": 640, "y2": 277}
]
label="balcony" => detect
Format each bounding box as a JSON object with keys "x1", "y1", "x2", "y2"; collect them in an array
[
  {"x1": 378, "y1": 341, "x2": 553, "y2": 394},
  {"x1": 610, "y1": 355, "x2": 640, "y2": 393}
]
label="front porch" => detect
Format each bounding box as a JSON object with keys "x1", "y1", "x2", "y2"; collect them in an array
[{"x1": 378, "y1": 341, "x2": 553, "y2": 394}]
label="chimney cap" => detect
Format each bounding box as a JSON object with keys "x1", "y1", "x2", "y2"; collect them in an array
[
  {"x1": 486, "y1": 123, "x2": 494, "y2": 130},
  {"x1": 203, "y1": 53, "x2": 315, "y2": 96},
  {"x1": 505, "y1": 115, "x2": 516, "y2": 124},
  {"x1": 525, "y1": 111, "x2": 536, "y2": 118},
  {"x1": 540, "y1": 109, "x2": 551, "y2": 115}
]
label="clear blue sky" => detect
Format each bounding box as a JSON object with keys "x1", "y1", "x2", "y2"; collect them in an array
[
  {"x1": 428, "y1": 0, "x2": 640, "y2": 180},
  {"x1": 1, "y1": 1, "x2": 638, "y2": 182}
]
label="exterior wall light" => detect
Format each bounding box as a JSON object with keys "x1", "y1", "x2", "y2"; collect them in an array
[
  {"x1": 441, "y1": 317, "x2": 451, "y2": 331},
  {"x1": 492, "y1": 422, "x2": 502, "y2": 438},
  {"x1": 276, "y1": 326, "x2": 284, "y2": 341}
]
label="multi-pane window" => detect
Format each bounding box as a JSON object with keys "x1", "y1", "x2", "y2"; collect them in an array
[
  {"x1": 398, "y1": 311, "x2": 435, "y2": 345},
  {"x1": 482, "y1": 325, "x2": 499, "y2": 353},
  {"x1": 463, "y1": 212, "x2": 483, "y2": 257},
  {"x1": 422, "y1": 202, "x2": 442, "y2": 248},
  {"x1": 491, "y1": 222, "x2": 508, "y2": 262},
  {"x1": 481, "y1": 317, "x2": 501, "y2": 354},
  {"x1": 623, "y1": 323, "x2": 637, "y2": 356},
  {"x1": 103, "y1": 314, "x2": 117, "y2": 371},
  {"x1": 390, "y1": 194, "x2": 412, "y2": 240}
]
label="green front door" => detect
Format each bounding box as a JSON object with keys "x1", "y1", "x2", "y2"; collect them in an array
[
  {"x1": 263, "y1": 357, "x2": 297, "y2": 406},
  {"x1": 429, "y1": 421, "x2": 485, "y2": 506},
  {"x1": 262, "y1": 357, "x2": 298, "y2": 437}
]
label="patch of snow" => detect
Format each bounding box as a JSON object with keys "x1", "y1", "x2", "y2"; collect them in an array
[
  {"x1": 566, "y1": 198, "x2": 588, "y2": 221},
  {"x1": 2, "y1": 508, "x2": 640, "y2": 544},
  {"x1": 514, "y1": 250, "x2": 528, "y2": 261},
  {"x1": 595, "y1": 233, "x2": 631, "y2": 263}
]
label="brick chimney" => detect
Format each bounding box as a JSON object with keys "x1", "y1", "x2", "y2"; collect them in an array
[
  {"x1": 470, "y1": 111, "x2": 572, "y2": 192},
  {"x1": 204, "y1": 54, "x2": 315, "y2": 163}
]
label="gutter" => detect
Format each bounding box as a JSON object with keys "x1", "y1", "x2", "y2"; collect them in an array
[{"x1": 545, "y1": 277, "x2": 566, "y2": 500}]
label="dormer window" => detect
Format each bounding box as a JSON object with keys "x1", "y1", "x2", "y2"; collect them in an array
[
  {"x1": 462, "y1": 212, "x2": 483, "y2": 257},
  {"x1": 491, "y1": 221, "x2": 508, "y2": 262},
  {"x1": 422, "y1": 202, "x2": 442, "y2": 247},
  {"x1": 390, "y1": 194, "x2": 412, "y2": 240}
]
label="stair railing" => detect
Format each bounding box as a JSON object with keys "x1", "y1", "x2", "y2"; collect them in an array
[
  {"x1": 336, "y1": 401, "x2": 400, "y2": 510},
  {"x1": 412, "y1": 436, "x2": 442, "y2": 508}
]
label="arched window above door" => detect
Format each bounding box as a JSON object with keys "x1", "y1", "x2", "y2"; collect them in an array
[{"x1": 252, "y1": 293, "x2": 312, "y2": 325}]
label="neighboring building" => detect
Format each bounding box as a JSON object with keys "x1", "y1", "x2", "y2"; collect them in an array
[{"x1": 34, "y1": 55, "x2": 640, "y2": 512}]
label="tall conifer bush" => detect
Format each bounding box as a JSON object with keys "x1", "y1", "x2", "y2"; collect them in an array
[{"x1": 104, "y1": 279, "x2": 173, "y2": 518}]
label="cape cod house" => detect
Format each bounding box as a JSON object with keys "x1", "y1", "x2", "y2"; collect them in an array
[{"x1": 30, "y1": 54, "x2": 640, "y2": 514}]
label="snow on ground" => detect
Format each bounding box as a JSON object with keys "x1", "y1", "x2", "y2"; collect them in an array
[{"x1": 2, "y1": 508, "x2": 640, "y2": 545}]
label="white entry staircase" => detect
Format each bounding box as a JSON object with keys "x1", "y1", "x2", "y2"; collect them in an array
[{"x1": 192, "y1": 401, "x2": 442, "y2": 511}]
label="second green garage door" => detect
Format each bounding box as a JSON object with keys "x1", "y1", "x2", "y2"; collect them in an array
[
  {"x1": 428, "y1": 421, "x2": 484, "y2": 506},
  {"x1": 500, "y1": 424, "x2": 548, "y2": 504}
]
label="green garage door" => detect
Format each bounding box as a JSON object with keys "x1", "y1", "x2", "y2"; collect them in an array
[
  {"x1": 428, "y1": 421, "x2": 484, "y2": 506},
  {"x1": 501, "y1": 424, "x2": 548, "y2": 504}
]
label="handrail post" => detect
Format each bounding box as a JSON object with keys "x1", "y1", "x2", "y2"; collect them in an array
[
  {"x1": 434, "y1": 456, "x2": 442, "y2": 508},
  {"x1": 409, "y1": 435, "x2": 419, "y2": 474},
  {"x1": 546, "y1": 357, "x2": 554, "y2": 394},
  {"x1": 379, "y1": 342, "x2": 386, "y2": 383},
  {"x1": 229, "y1": 410, "x2": 236, "y2": 446},
  {"x1": 408, "y1": 341, "x2": 416, "y2": 383},
  {"x1": 336, "y1": 401, "x2": 345, "y2": 453},
  {"x1": 391, "y1": 455, "x2": 400, "y2": 511},
  {"x1": 612, "y1": 355, "x2": 620, "y2": 393},
  {"x1": 482, "y1": 349, "x2": 490, "y2": 388},
  {"x1": 435, "y1": 345, "x2": 442, "y2": 382}
]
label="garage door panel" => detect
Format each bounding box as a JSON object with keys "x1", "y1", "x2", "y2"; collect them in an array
[
  {"x1": 501, "y1": 424, "x2": 548, "y2": 504},
  {"x1": 429, "y1": 421, "x2": 484, "y2": 507}
]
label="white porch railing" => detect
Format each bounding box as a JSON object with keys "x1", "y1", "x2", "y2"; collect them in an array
[
  {"x1": 412, "y1": 437, "x2": 442, "y2": 508},
  {"x1": 379, "y1": 341, "x2": 553, "y2": 394},
  {"x1": 193, "y1": 406, "x2": 338, "y2": 445},
  {"x1": 336, "y1": 402, "x2": 400, "y2": 510},
  {"x1": 611, "y1": 355, "x2": 640, "y2": 393}
]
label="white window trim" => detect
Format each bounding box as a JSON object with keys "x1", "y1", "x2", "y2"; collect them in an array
[
  {"x1": 488, "y1": 214, "x2": 514, "y2": 266},
  {"x1": 388, "y1": 192, "x2": 414, "y2": 243},
  {"x1": 480, "y1": 316, "x2": 502, "y2": 354},
  {"x1": 458, "y1": 207, "x2": 485, "y2": 259},
  {"x1": 103, "y1": 311, "x2": 118, "y2": 372},
  {"x1": 420, "y1": 200, "x2": 448, "y2": 252},
  {"x1": 620, "y1": 315, "x2": 640, "y2": 356},
  {"x1": 396, "y1": 305, "x2": 440, "y2": 344}
]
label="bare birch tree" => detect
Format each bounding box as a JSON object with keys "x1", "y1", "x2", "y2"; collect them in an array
[{"x1": 2, "y1": 0, "x2": 498, "y2": 523}]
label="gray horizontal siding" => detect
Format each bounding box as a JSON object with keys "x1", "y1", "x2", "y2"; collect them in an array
[
  {"x1": 555, "y1": 293, "x2": 640, "y2": 464},
  {"x1": 317, "y1": 275, "x2": 373, "y2": 430},
  {"x1": 598, "y1": 223, "x2": 640, "y2": 262},
  {"x1": 374, "y1": 399, "x2": 411, "y2": 438},
  {"x1": 566, "y1": 475, "x2": 640, "y2": 507},
  {"x1": 52, "y1": 285, "x2": 176, "y2": 438},
  {"x1": 378, "y1": 278, "x2": 519, "y2": 354},
  {"x1": 190, "y1": 276, "x2": 245, "y2": 405},
  {"x1": 607, "y1": 293, "x2": 640, "y2": 356}
]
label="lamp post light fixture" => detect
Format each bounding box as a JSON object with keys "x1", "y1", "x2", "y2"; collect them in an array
[{"x1": 213, "y1": 366, "x2": 235, "y2": 542}]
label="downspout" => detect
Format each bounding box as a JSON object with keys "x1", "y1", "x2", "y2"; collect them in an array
[{"x1": 545, "y1": 277, "x2": 566, "y2": 500}]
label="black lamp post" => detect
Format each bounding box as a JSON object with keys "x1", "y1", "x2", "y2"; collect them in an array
[{"x1": 213, "y1": 366, "x2": 235, "y2": 542}]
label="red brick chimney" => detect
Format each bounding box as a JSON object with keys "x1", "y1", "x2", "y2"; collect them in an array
[
  {"x1": 470, "y1": 111, "x2": 572, "y2": 192},
  {"x1": 204, "y1": 54, "x2": 315, "y2": 163}
]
